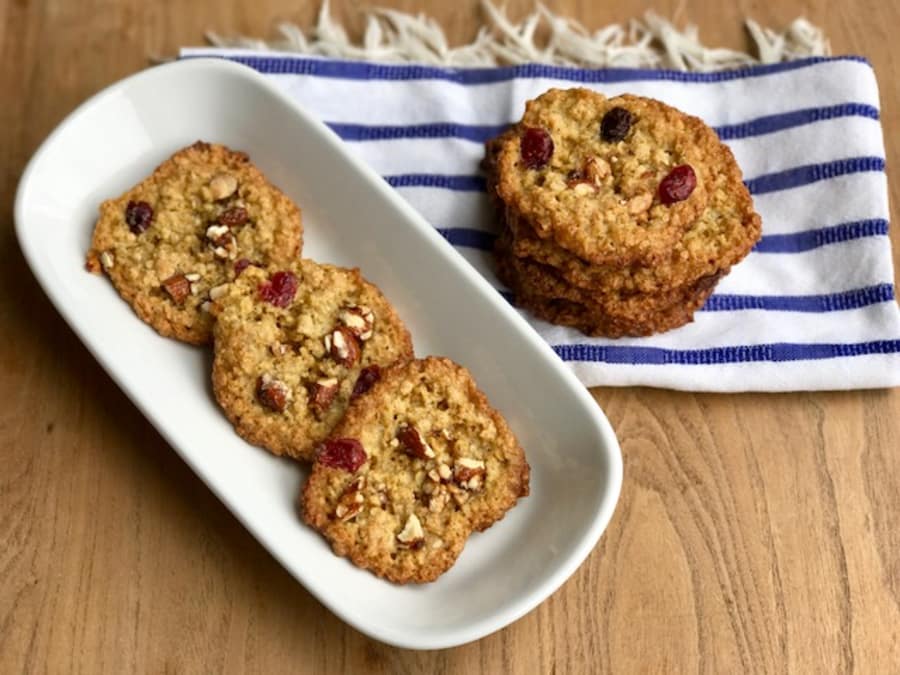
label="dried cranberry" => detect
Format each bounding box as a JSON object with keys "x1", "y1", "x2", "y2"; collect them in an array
[
  {"x1": 658, "y1": 165, "x2": 697, "y2": 205},
  {"x1": 258, "y1": 271, "x2": 298, "y2": 307},
  {"x1": 318, "y1": 438, "x2": 367, "y2": 472},
  {"x1": 219, "y1": 206, "x2": 248, "y2": 226},
  {"x1": 351, "y1": 365, "x2": 381, "y2": 399},
  {"x1": 600, "y1": 107, "x2": 633, "y2": 142},
  {"x1": 520, "y1": 127, "x2": 554, "y2": 169},
  {"x1": 125, "y1": 200, "x2": 153, "y2": 234},
  {"x1": 234, "y1": 258, "x2": 253, "y2": 276}
]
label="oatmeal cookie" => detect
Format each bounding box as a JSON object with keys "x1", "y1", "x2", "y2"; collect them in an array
[
  {"x1": 302, "y1": 357, "x2": 529, "y2": 584},
  {"x1": 86, "y1": 141, "x2": 303, "y2": 344},
  {"x1": 490, "y1": 89, "x2": 721, "y2": 265},
  {"x1": 211, "y1": 261, "x2": 413, "y2": 461},
  {"x1": 495, "y1": 247, "x2": 720, "y2": 337},
  {"x1": 501, "y1": 158, "x2": 760, "y2": 296},
  {"x1": 487, "y1": 116, "x2": 760, "y2": 297}
]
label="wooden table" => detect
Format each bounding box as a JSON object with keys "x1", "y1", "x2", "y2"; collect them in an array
[{"x1": 2, "y1": 0, "x2": 898, "y2": 671}]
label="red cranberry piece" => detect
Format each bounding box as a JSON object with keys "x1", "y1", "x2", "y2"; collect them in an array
[
  {"x1": 318, "y1": 438, "x2": 367, "y2": 472},
  {"x1": 351, "y1": 365, "x2": 382, "y2": 399},
  {"x1": 125, "y1": 200, "x2": 154, "y2": 234},
  {"x1": 234, "y1": 258, "x2": 252, "y2": 276},
  {"x1": 658, "y1": 165, "x2": 697, "y2": 205},
  {"x1": 520, "y1": 127, "x2": 554, "y2": 170},
  {"x1": 258, "y1": 271, "x2": 299, "y2": 308},
  {"x1": 219, "y1": 206, "x2": 248, "y2": 226}
]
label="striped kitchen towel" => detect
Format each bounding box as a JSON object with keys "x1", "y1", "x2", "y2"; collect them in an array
[{"x1": 182, "y1": 48, "x2": 900, "y2": 391}]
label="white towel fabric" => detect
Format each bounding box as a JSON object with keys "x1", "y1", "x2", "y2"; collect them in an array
[{"x1": 182, "y1": 48, "x2": 900, "y2": 391}]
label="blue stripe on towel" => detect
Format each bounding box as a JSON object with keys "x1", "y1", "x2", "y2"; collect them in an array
[
  {"x1": 744, "y1": 156, "x2": 885, "y2": 194},
  {"x1": 552, "y1": 339, "x2": 900, "y2": 365},
  {"x1": 207, "y1": 54, "x2": 870, "y2": 84},
  {"x1": 329, "y1": 122, "x2": 509, "y2": 143},
  {"x1": 753, "y1": 219, "x2": 889, "y2": 253},
  {"x1": 385, "y1": 174, "x2": 487, "y2": 191},
  {"x1": 500, "y1": 285, "x2": 894, "y2": 315},
  {"x1": 327, "y1": 103, "x2": 879, "y2": 145},
  {"x1": 714, "y1": 103, "x2": 879, "y2": 140},
  {"x1": 435, "y1": 228, "x2": 497, "y2": 250},
  {"x1": 701, "y1": 284, "x2": 894, "y2": 312}
]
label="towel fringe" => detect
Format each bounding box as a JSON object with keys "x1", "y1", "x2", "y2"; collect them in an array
[{"x1": 205, "y1": 0, "x2": 831, "y2": 71}]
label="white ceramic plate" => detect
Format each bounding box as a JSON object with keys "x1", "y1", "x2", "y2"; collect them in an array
[{"x1": 15, "y1": 58, "x2": 622, "y2": 649}]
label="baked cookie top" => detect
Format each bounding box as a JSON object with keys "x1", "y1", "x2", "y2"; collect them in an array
[
  {"x1": 86, "y1": 141, "x2": 303, "y2": 344},
  {"x1": 302, "y1": 357, "x2": 530, "y2": 584},
  {"x1": 211, "y1": 260, "x2": 413, "y2": 461},
  {"x1": 491, "y1": 89, "x2": 725, "y2": 265},
  {"x1": 503, "y1": 156, "x2": 761, "y2": 295},
  {"x1": 493, "y1": 129, "x2": 761, "y2": 296}
]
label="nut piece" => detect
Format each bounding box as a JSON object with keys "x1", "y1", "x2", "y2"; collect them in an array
[
  {"x1": 327, "y1": 326, "x2": 361, "y2": 367},
  {"x1": 207, "y1": 224, "x2": 237, "y2": 260},
  {"x1": 334, "y1": 477, "x2": 366, "y2": 521},
  {"x1": 208, "y1": 283, "x2": 229, "y2": 301},
  {"x1": 161, "y1": 273, "x2": 191, "y2": 305},
  {"x1": 437, "y1": 463, "x2": 453, "y2": 481},
  {"x1": 396, "y1": 424, "x2": 436, "y2": 460},
  {"x1": 449, "y1": 485, "x2": 470, "y2": 506},
  {"x1": 584, "y1": 155, "x2": 611, "y2": 183},
  {"x1": 99, "y1": 251, "x2": 115, "y2": 270},
  {"x1": 454, "y1": 457, "x2": 486, "y2": 491},
  {"x1": 338, "y1": 305, "x2": 375, "y2": 341},
  {"x1": 573, "y1": 182, "x2": 594, "y2": 196},
  {"x1": 256, "y1": 373, "x2": 291, "y2": 412},
  {"x1": 309, "y1": 377, "x2": 339, "y2": 412},
  {"x1": 627, "y1": 192, "x2": 653, "y2": 214},
  {"x1": 184, "y1": 272, "x2": 201, "y2": 295},
  {"x1": 206, "y1": 224, "x2": 230, "y2": 243},
  {"x1": 396, "y1": 513, "x2": 425, "y2": 549},
  {"x1": 428, "y1": 489, "x2": 449, "y2": 513},
  {"x1": 200, "y1": 301, "x2": 212, "y2": 313},
  {"x1": 209, "y1": 173, "x2": 238, "y2": 200}
]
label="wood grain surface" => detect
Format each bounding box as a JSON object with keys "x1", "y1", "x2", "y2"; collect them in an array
[{"x1": 2, "y1": 0, "x2": 898, "y2": 672}]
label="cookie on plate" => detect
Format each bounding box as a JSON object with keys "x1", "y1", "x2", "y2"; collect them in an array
[
  {"x1": 211, "y1": 260, "x2": 413, "y2": 461},
  {"x1": 302, "y1": 357, "x2": 530, "y2": 584},
  {"x1": 490, "y1": 89, "x2": 721, "y2": 266},
  {"x1": 86, "y1": 141, "x2": 303, "y2": 344}
]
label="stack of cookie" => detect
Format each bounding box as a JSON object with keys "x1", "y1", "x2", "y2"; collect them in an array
[
  {"x1": 485, "y1": 88, "x2": 762, "y2": 338},
  {"x1": 86, "y1": 142, "x2": 529, "y2": 584}
]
